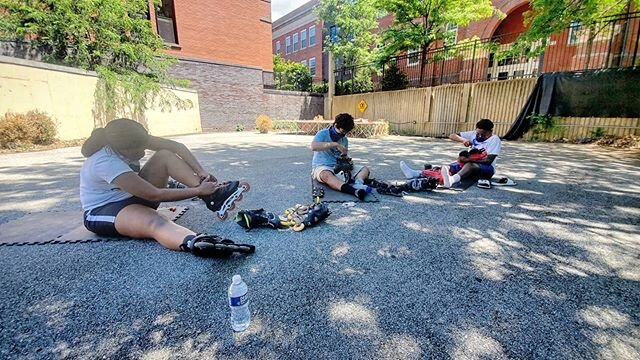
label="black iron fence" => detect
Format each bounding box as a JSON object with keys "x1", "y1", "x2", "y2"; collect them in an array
[{"x1": 335, "y1": 12, "x2": 640, "y2": 95}]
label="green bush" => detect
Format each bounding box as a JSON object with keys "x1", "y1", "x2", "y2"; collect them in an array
[
  {"x1": 310, "y1": 83, "x2": 328, "y2": 94},
  {"x1": 381, "y1": 62, "x2": 408, "y2": 91},
  {"x1": 0, "y1": 110, "x2": 57, "y2": 148}
]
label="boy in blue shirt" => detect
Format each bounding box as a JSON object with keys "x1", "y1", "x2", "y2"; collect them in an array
[{"x1": 311, "y1": 113, "x2": 371, "y2": 200}]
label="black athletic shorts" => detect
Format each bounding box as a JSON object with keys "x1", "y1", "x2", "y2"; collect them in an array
[{"x1": 83, "y1": 197, "x2": 159, "y2": 237}]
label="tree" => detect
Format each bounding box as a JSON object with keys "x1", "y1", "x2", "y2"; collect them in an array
[
  {"x1": 0, "y1": 0, "x2": 189, "y2": 124},
  {"x1": 316, "y1": 0, "x2": 379, "y2": 66},
  {"x1": 273, "y1": 55, "x2": 312, "y2": 91},
  {"x1": 514, "y1": 0, "x2": 640, "y2": 65},
  {"x1": 375, "y1": 0, "x2": 498, "y2": 85},
  {"x1": 381, "y1": 61, "x2": 408, "y2": 91}
]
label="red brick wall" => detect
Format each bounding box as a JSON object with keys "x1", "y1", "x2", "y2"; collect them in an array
[
  {"x1": 151, "y1": 0, "x2": 273, "y2": 71},
  {"x1": 460, "y1": 0, "x2": 530, "y2": 41},
  {"x1": 273, "y1": 20, "x2": 324, "y2": 81}
]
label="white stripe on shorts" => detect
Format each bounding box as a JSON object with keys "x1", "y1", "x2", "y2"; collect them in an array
[{"x1": 85, "y1": 214, "x2": 116, "y2": 223}]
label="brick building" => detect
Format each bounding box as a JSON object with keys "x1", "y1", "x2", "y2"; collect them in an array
[
  {"x1": 274, "y1": 0, "x2": 638, "y2": 88},
  {"x1": 272, "y1": 0, "x2": 325, "y2": 83},
  {"x1": 149, "y1": 0, "x2": 323, "y2": 131}
]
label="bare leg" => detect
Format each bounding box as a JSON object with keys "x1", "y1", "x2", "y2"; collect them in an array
[
  {"x1": 456, "y1": 163, "x2": 480, "y2": 180},
  {"x1": 319, "y1": 170, "x2": 346, "y2": 191},
  {"x1": 138, "y1": 149, "x2": 204, "y2": 188},
  {"x1": 355, "y1": 166, "x2": 370, "y2": 182},
  {"x1": 115, "y1": 204, "x2": 194, "y2": 250}
]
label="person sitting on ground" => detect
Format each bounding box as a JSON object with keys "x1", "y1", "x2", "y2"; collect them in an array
[
  {"x1": 311, "y1": 113, "x2": 372, "y2": 200},
  {"x1": 399, "y1": 118, "x2": 502, "y2": 188},
  {"x1": 80, "y1": 118, "x2": 249, "y2": 256}
]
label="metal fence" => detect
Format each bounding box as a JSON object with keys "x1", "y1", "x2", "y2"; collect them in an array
[{"x1": 335, "y1": 12, "x2": 640, "y2": 95}]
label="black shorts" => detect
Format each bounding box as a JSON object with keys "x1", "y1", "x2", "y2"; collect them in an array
[{"x1": 83, "y1": 197, "x2": 159, "y2": 237}]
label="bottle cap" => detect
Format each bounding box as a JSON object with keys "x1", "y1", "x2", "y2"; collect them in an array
[{"x1": 232, "y1": 275, "x2": 242, "y2": 284}]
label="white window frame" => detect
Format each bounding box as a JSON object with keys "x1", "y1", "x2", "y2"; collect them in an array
[
  {"x1": 301, "y1": 59, "x2": 307, "y2": 66},
  {"x1": 309, "y1": 25, "x2": 316, "y2": 47},
  {"x1": 309, "y1": 57, "x2": 316, "y2": 76},
  {"x1": 276, "y1": 41, "x2": 280, "y2": 54},
  {"x1": 568, "y1": 21, "x2": 581, "y2": 45},
  {"x1": 285, "y1": 36, "x2": 291, "y2": 54},
  {"x1": 407, "y1": 48, "x2": 419, "y2": 66},
  {"x1": 301, "y1": 29, "x2": 307, "y2": 49},
  {"x1": 445, "y1": 23, "x2": 458, "y2": 44}
]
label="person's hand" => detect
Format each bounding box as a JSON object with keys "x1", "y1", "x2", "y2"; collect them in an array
[
  {"x1": 335, "y1": 143, "x2": 347, "y2": 156},
  {"x1": 196, "y1": 180, "x2": 217, "y2": 196},
  {"x1": 462, "y1": 140, "x2": 471, "y2": 147},
  {"x1": 197, "y1": 171, "x2": 217, "y2": 183}
]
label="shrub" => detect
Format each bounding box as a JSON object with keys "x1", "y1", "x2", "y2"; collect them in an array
[
  {"x1": 310, "y1": 83, "x2": 328, "y2": 94},
  {"x1": 591, "y1": 127, "x2": 606, "y2": 138},
  {"x1": 0, "y1": 110, "x2": 57, "y2": 148},
  {"x1": 381, "y1": 62, "x2": 408, "y2": 91},
  {"x1": 255, "y1": 114, "x2": 273, "y2": 133},
  {"x1": 236, "y1": 124, "x2": 245, "y2": 132}
]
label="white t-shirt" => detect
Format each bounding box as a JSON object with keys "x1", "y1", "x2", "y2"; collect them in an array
[
  {"x1": 459, "y1": 131, "x2": 501, "y2": 166},
  {"x1": 80, "y1": 146, "x2": 135, "y2": 211}
]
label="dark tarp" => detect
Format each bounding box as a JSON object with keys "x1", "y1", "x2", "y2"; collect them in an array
[{"x1": 503, "y1": 68, "x2": 640, "y2": 140}]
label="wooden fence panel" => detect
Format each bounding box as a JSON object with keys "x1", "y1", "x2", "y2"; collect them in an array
[
  {"x1": 330, "y1": 78, "x2": 638, "y2": 140},
  {"x1": 467, "y1": 78, "x2": 536, "y2": 136},
  {"x1": 428, "y1": 84, "x2": 467, "y2": 137}
]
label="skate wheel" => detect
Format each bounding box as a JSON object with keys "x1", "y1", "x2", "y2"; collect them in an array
[
  {"x1": 236, "y1": 193, "x2": 243, "y2": 201},
  {"x1": 228, "y1": 202, "x2": 236, "y2": 211},
  {"x1": 293, "y1": 223, "x2": 305, "y2": 232},
  {"x1": 217, "y1": 212, "x2": 228, "y2": 221},
  {"x1": 240, "y1": 182, "x2": 251, "y2": 191}
]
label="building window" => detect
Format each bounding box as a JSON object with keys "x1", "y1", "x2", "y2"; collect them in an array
[
  {"x1": 301, "y1": 59, "x2": 307, "y2": 66},
  {"x1": 309, "y1": 25, "x2": 316, "y2": 46},
  {"x1": 301, "y1": 29, "x2": 307, "y2": 49},
  {"x1": 407, "y1": 48, "x2": 419, "y2": 66},
  {"x1": 309, "y1": 57, "x2": 316, "y2": 76},
  {"x1": 293, "y1": 33, "x2": 299, "y2": 52},
  {"x1": 329, "y1": 25, "x2": 338, "y2": 43},
  {"x1": 568, "y1": 21, "x2": 581, "y2": 45},
  {"x1": 155, "y1": 0, "x2": 178, "y2": 44},
  {"x1": 445, "y1": 23, "x2": 458, "y2": 44},
  {"x1": 286, "y1": 36, "x2": 291, "y2": 54},
  {"x1": 276, "y1": 41, "x2": 280, "y2": 54}
]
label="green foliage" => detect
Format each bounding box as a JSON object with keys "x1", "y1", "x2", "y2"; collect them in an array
[
  {"x1": 375, "y1": 0, "x2": 498, "y2": 62},
  {"x1": 591, "y1": 127, "x2": 606, "y2": 138},
  {"x1": 272, "y1": 120, "x2": 302, "y2": 133},
  {"x1": 316, "y1": 0, "x2": 379, "y2": 66},
  {"x1": 0, "y1": 0, "x2": 190, "y2": 122},
  {"x1": 310, "y1": 82, "x2": 329, "y2": 94},
  {"x1": 527, "y1": 113, "x2": 564, "y2": 141},
  {"x1": 512, "y1": 0, "x2": 639, "y2": 55},
  {"x1": 0, "y1": 110, "x2": 57, "y2": 148},
  {"x1": 235, "y1": 124, "x2": 245, "y2": 132},
  {"x1": 381, "y1": 62, "x2": 408, "y2": 91},
  {"x1": 273, "y1": 55, "x2": 312, "y2": 92}
]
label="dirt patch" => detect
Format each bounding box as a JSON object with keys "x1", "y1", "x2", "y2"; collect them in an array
[
  {"x1": 595, "y1": 135, "x2": 640, "y2": 150},
  {"x1": 0, "y1": 139, "x2": 85, "y2": 154}
]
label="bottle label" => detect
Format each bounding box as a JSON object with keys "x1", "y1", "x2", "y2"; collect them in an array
[{"x1": 229, "y1": 292, "x2": 248, "y2": 307}]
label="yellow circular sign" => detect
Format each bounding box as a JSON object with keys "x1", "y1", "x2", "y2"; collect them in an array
[{"x1": 357, "y1": 100, "x2": 368, "y2": 113}]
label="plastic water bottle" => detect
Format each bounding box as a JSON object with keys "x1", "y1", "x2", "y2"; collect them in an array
[{"x1": 228, "y1": 275, "x2": 251, "y2": 331}]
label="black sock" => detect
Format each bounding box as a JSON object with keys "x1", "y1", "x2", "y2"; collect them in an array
[{"x1": 340, "y1": 183, "x2": 356, "y2": 195}]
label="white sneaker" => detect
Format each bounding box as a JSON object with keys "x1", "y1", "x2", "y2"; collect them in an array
[
  {"x1": 400, "y1": 161, "x2": 420, "y2": 179},
  {"x1": 441, "y1": 165, "x2": 452, "y2": 188}
]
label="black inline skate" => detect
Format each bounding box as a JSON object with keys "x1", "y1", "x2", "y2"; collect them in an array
[{"x1": 235, "y1": 209, "x2": 281, "y2": 231}]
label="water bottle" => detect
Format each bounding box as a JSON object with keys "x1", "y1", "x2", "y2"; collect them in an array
[{"x1": 228, "y1": 275, "x2": 251, "y2": 331}]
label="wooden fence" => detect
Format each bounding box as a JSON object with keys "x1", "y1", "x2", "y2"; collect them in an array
[{"x1": 331, "y1": 78, "x2": 640, "y2": 139}]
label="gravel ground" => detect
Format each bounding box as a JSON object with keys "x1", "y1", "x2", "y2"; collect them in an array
[{"x1": 0, "y1": 133, "x2": 639, "y2": 359}]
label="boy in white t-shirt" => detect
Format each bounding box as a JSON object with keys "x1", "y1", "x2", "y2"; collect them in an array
[{"x1": 399, "y1": 119, "x2": 502, "y2": 188}]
